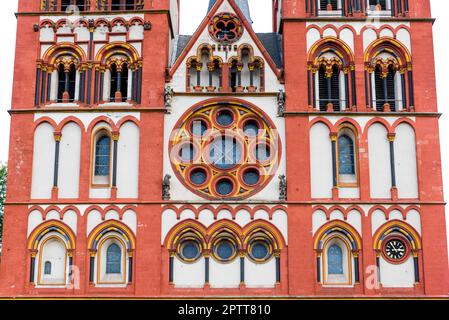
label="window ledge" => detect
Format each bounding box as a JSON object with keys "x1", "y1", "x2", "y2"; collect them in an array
[
  {"x1": 45, "y1": 103, "x2": 80, "y2": 108},
  {"x1": 367, "y1": 10, "x2": 393, "y2": 17},
  {"x1": 98, "y1": 102, "x2": 133, "y2": 107}
]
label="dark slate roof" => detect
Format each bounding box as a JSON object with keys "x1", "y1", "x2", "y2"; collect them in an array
[
  {"x1": 256, "y1": 33, "x2": 283, "y2": 68},
  {"x1": 171, "y1": 35, "x2": 192, "y2": 66},
  {"x1": 208, "y1": 0, "x2": 253, "y2": 24},
  {"x1": 171, "y1": 33, "x2": 283, "y2": 69}
]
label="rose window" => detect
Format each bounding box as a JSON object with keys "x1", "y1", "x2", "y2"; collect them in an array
[
  {"x1": 209, "y1": 13, "x2": 243, "y2": 43},
  {"x1": 170, "y1": 102, "x2": 281, "y2": 200}
]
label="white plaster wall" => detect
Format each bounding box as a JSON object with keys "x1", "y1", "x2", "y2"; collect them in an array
[
  {"x1": 394, "y1": 123, "x2": 418, "y2": 199},
  {"x1": 117, "y1": 122, "x2": 140, "y2": 199},
  {"x1": 28, "y1": 210, "x2": 44, "y2": 236},
  {"x1": 58, "y1": 122, "x2": 81, "y2": 199},
  {"x1": 245, "y1": 258, "x2": 276, "y2": 288},
  {"x1": 173, "y1": 257, "x2": 205, "y2": 288},
  {"x1": 31, "y1": 123, "x2": 56, "y2": 199},
  {"x1": 379, "y1": 256, "x2": 415, "y2": 288},
  {"x1": 87, "y1": 210, "x2": 103, "y2": 235},
  {"x1": 209, "y1": 259, "x2": 240, "y2": 288},
  {"x1": 312, "y1": 210, "x2": 327, "y2": 235},
  {"x1": 122, "y1": 210, "x2": 138, "y2": 235},
  {"x1": 368, "y1": 123, "x2": 392, "y2": 198},
  {"x1": 310, "y1": 122, "x2": 333, "y2": 198}
]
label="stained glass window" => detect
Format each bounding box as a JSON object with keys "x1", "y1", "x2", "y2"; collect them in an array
[
  {"x1": 251, "y1": 242, "x2": 269, "y2": 260},
  {"x1": 95, "y1": 135, "x2": 111, "y2": 176},
  {"x1": 44, "y1": 261, "x2": 52, "y2": 275},
  {"x1": 327, "y1": 244, "x2": 344, "y2": 275},
  {"x1": 338, "y1": 135, "x2": 355, "y2": 175},
  {"x1": 210, "y1": 136, "x2": 241, "y2": 169},
  {"x1": 181, "y1": 241, "x2": 200, "y2": 260},
  {"x1": 216, "y1": 241, "x2": 234, "y2": 261},
  {"x1": 106, "y1": 243, "x2": 121, "y2": 274}
]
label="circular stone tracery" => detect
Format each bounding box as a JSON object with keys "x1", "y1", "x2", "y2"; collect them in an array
[
  {"x1": 170, "y1": 102, "x2": 281, "y2": 200},
  {"x1": 208, "y1": 13, "x2": 243, "y2": 43}
]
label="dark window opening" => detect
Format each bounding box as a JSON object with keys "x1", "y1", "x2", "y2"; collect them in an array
[
  {"x1": 61, "y1": 0, "x2": 72, "y2": 11},
  {"x1": 110, "y1": 63, "x2": 129, "y2": 102},
  {"x1": 318, "y1": 65, "x2": 341, "y2": 111},
  {"x1": 374, "y1": 65, "x2": 396, "y2": 111},
  {"x1": 111, "y1": 0, "x2": 122, "y2": 10},
  {"x1": 75, "y1": 0, "x2": 87, "y2": 11},
  {"x1": 320, "y1": 0, "x2": 339, "y2": 10},
  {"x1": 44, "y1": 261, "x2": 52, "y2": 275},
  {"x1": 230, "y1": 65, "x2": 237, "y2": 93},
  {"x1": 369, "y1": 0, "x2": 387, "y2": 10},
  {"x1": 57, "y1": 64, "x2": 76, "y2": 103}
]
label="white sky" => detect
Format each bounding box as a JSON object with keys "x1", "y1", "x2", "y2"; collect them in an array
[{"x1": 0, "y1": 1, "x2": 448, "y2": 249}]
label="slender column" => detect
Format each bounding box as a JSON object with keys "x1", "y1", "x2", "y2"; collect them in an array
[
  {"x1": 64, "y1": 70, "x2": 70, "y2": 93},
  {"x1": 94, "y1": 69, "x2": 99, "y2": 104},
  {"x1": 330, "y1": 132, "x2": 338, "y2": 187},
  {"x1": 414, "y1": 256, "x2": 419, "y2": 283},
  {"x1": 344, "y1": 70, "x2": 350, "y2": 109},
  {"x1": 397, "y1": 0, "x2": 402, "y2": 14},
  {"x1": 40, "y1": 70, "x2": 47, "y2": 105},
  {"x1": 315, "y1": 0, "x2": 319, "y2": 15},
  {"x1": 68, "y1": 255, "x2": 73, "y2": 279},
  {"x1": 205, "y1": 256, "x2": 210, "y2": 285},
  {"x1": 388, "y1": 133, "x2": 397, "y2": 188},
  {"x1": 391, "y1": 0, "x2": 396, "y2": 16},
  {"x1": 53, "y1": 132, "x2": 62, "y2": 188},
  {"x1": 351, "y1": 68, "x2": 357, "y2": 108},
  {"x1": 128, "y1": 256, "x2": 133, "y2": 283},
  {"x1": 237, "y1": 63, "x2": 243, "y2": 87},
  {"x1": 99, "y1": 70, "x2": 105, "y2": 103},
  {"x1": 307, "y1": 69, "x2": 312, "y2": 106},
  {"x1": 316, "y1": 256, "x2": 321, "y2": 283},
  {"x1": 401, "y1": 71, "x2": 407, "y2": 109},
  {"x1": 408, "y1": 69, "x2": 415, "y2": 108},
  {"x1": 312, "y1": 71, "x2": 317, "y2": 109},
  {"x1": 111, "y1": 132, "x2": 120, "y2": 187},
  {"x1": 196, "y1": 64, "x2": 202, "y2": 86},
  {"x1": 275, "y1": 254, "x2": 281, "y2": 283},
  {"x1": 366, "y1": 69, "x2": 373, "y2": 109},
  {"x1": 46, "y1": 72, "x2": 52, "y2": 103},
  {"x1": 89, "y1": 254, "x2": 95, "y2": 283},
  {"x1": 169, "y1": 254, "x2": 174, "y2": 284},
  {"x1": 354, "y1": 255, "x2": 360, "y2": 283},
  {"x1": 30, "y1": 255, "x2": 36, "y2": 283},
  {"x1": 404, "y1": 0, "x2": 409, "y2": 12},
  {"x1": 240, "y1": 254, "x2": 245, "y2": 285}
]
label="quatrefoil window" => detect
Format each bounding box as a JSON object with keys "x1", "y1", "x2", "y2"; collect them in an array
[{"x1": 209, "y1": 13, "x2": 243, "y2": 44}]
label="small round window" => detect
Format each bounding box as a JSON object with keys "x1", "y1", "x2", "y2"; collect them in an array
[
  {"x1": 214, "y1": 240, "x2": 237, "y2": 262},
  {"x1": 179, "y1": 240, "x2": 201, "y2": 262},
  {"x1": 249, "y1": 240, "x2": 271, "y2": 262}
]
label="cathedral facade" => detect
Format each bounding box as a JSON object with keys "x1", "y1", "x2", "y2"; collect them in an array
[{"x1": 0, "y1": 0, "x2": 448, "y2": 297}]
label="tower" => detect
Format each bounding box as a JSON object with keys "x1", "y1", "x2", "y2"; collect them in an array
[{"x1": 0, "y1": 0, "x2": 447, "y2": 298}]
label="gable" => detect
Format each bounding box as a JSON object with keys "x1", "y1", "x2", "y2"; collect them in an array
[{"x1": 169, "y1": 0, "x2": 282, "y2": 79}]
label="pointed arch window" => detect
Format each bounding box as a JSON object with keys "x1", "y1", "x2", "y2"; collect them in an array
[
  {"x1": 92, "y1": 130, "x2": 112, "y2": 186},
  {"x1": 327, "y1": 244, "x2": 344, "y2": 275},
  {"x1": 106, "y1": 243, "x2": 122, "y2": 274},
  {"x1": 338, "y1": 135, "x2": 355, "y2": 175},
  {"x1": 335, "y1": 127, "x2": 358, "y2": 187}
]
